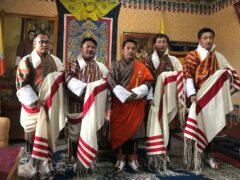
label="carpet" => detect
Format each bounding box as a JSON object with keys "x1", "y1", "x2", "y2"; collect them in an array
[
  {"x1": 173, "y1": 131, "x2": 240, "y2": 169},
  {"x1": 213, "y1": 136, "x2": 240, "y2": 168},
  {"x1": 18, "y1": 148, "x2": 209, "y2": 180}
]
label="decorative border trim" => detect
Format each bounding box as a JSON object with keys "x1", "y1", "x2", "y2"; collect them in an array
[
  {"x1": 41, "y1": 0, "x2": 240, "y2": 14},
  {"x1": 121, "y1": 0, "x2": 240, "y2": 14}
]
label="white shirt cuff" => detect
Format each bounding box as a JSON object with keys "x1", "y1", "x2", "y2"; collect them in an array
[
  {"x1": 16, "y1": 85, "x2": 38, "y2": 106},
  {"x1": 186, "y1": 78, "x2": 196, "y2": 97},
  {"x1": 131, "y1": 84, "x2": 149, "y2": 99},
  {"x1": 16, "y1": 56, "x2": 22, "y2": 66},
  {"x1": 113, "y1": 85, "x2": 132, "y2": 103},
  {"x1": 67, "y1": 78, "x2": 87, "y2": 97},
  {"x1": 146, "y1": 87, "x2": 153, "y2": 100}
]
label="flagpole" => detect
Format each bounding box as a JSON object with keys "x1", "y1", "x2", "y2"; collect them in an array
[{"x1": 160, "y1": 11, "x2": 164, "y2": 34}]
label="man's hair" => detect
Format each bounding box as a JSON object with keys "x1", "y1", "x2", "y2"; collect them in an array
[
  {"x1": 198, "y1": 28, "x2": 215, "y2": 39},
  {"x1": 122, "y1": 39, "x2": 137, "y2": 49},
  {"x1": 81, "y1": 37, "x2": 97, "y2": 47},
  {"x1": 28, "y1": 30, "x2": 36, "y2": 35},
  {"x1": 152, "y1": 34, "x2": 170, "y2": 45},
  {"x1": 34, "y1": 32, "x2": 50, "y2": 39}
]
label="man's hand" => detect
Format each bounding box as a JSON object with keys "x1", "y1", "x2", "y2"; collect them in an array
[
  {"x1": 29, "y1": 100, "x2": 43, "y2": 108},
  {"x1": 190, "y1": 95, "x2": 197, "y2": 103},
  {"x1": 126, "y1": 94, "x2": 137, "y2": 102},
  {"x1": 147, "y1": 99, "x2": 155, "y2": 106}
]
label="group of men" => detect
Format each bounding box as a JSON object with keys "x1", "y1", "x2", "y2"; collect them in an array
[{"x1": 15, "y1": 27, "x2": 238, "y2": 177}]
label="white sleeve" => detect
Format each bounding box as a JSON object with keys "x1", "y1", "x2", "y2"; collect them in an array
[
  {"x1": 16, "y1": 56, "x2": 22, "y2": 66},
  {"x1": 131, "y1": 84, "x2": 149, "y2": 99},
  {"x1": 186, "y1": 78, "x2": 196, "y2": 97},
  {"x1": 146, "y1": 87, "x2": 153, "y2": 100},
  {"x1": 67, "y1": 78, "x2": 87, "y2": 97},
  {"x1": 16, "y1": 85, "x2": 38, "y2": 106},
  {"x1": 113, "y1": 85, "x2": 132, "y2": 103}
]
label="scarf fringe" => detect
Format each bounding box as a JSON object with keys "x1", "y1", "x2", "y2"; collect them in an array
[
  {"x1": 183, "y1": 137, "x2": 194, "y2": 169},
  {"x1": 75, "y1": 159, "x2": 88, "y2": 178},
  {"x1": 97, "y1": 120, "x2": 110, "y2": 149},
  {"x1": 31, "y1": 158, "x2": 53, "y2": 176},
  {"x1": 178, "y1": 104, "x2": 186, "y2": 130},
  {"x1": 194, "y1": 149, "x2": 204, "y2": 175},
  {"x1": 183, "y1": 137, "x2": 203, "y2": 174},
  {"x1": 148, "y1": 154, "x2": 166, "y2": 173},
  {"x1": 75, "y1": 159, "x2": 97, "y2": 178}
]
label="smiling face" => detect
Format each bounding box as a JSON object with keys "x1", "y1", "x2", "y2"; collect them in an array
[
  {"x1": 122, "y1": 42, "x2": 137, "y2": 62},
  {"x1": 198, "y1": 32, "x2": 215, "y2": 51},
  {"x1": 80, "y1": 40, "x2": 97, "y2": 62},
  {"x1": 34, "y1": 34, "x2": 50, "y2": 56}
]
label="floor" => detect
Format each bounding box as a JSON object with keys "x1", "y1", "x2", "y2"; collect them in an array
[{"x1": 10, "y1": 137, "x2": 240, "y2": 180}]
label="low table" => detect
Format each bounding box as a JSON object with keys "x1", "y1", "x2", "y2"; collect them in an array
[{"x1": 0, "y1": 146, "x2": 24, "y2": 180}]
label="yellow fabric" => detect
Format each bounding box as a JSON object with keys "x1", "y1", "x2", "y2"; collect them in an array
[
  {"x1": 160, "y1": 12, "x2": 164, "y2": 34},
  {"x1": 0, "y1": 12, "x2": 5, "y2": 76},
  {"x1": 60, "y1": 0, "x2": 119, "y2": 21}
]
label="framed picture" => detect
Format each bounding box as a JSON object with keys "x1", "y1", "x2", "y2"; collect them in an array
[
  {"x1": 123, "y1": 32, "x2": 198, "y2": 64},
  {"x1": 21, "y1": 16, "x2": 58, "y2": 54},
  {"x1": 123, "y1": 32, "x2": 158, "y2": 59}
]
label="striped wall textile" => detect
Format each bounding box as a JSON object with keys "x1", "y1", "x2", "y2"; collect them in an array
[{"x1": 122, "y1": 0, "x2": 240, "y2": 14}]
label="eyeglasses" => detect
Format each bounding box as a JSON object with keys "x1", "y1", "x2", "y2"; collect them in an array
[{"x1": 35, "y1": 40, "x2": 50, "y2": 44}]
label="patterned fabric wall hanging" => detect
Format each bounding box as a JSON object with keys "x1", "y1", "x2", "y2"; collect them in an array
[{"x1": 56, "y1": 0, "x2": 121, "y2": 67}]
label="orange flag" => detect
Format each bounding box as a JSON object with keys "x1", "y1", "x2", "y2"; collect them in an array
[{"x1": 0, "y1": 12, "x2": 5, "y2": 76}]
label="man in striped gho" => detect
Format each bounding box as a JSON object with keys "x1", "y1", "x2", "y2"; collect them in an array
[
  {"x1": 64, "y1": 37, "x2": 108, "y2": 176},
  {"x1": 16, "y1": 32, "x2": 63, "y2": 177},
  {"x1": 183, "y1": 28, "x2": 239, "y2": 171},
  {"x1": 145, "y1": 34, "x2": 184, "y2": 171},
  {"x1": 107, "y1": 39, "x2": 154, "y2": 174}
]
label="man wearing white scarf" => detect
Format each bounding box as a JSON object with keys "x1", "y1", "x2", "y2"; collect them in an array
[
  {"x1": 16, "y1": 33, "x2": 64, "y2": 178},
  {"x1": 183, "y1": 27, "x2": 240, "y2": 172},
  {"x1": 16, "y1": 33, "x2": 63, "y2": 151},
  {"x1": 145, "y1": 34, "x2": 183, "y2": 170},
  {"x1": 64, "y1": 37, "x2": 108, "y2": 176}
]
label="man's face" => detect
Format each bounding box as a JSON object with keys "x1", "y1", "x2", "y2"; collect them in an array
[
  {"x1": 198, "y1": 32, "x2": 214, "y2": 51},
  {"x1": 28, "y1": 32, "x2": 35, "y2": 41},
  {"x1": 122, "y1": 42, "x2": 137, "y2": 62},
  {"x1": 155, "y1": 37, "x2": 168, "y2": 55},
  {"x1": 34, "y1": 34, "x2": 50, "y2": 55},
  {"x1": 80, "y1": 41, "x2": 96, "y2": 61}
]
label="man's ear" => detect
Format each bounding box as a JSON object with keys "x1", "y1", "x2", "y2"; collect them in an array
[
  {"x1": 120, "y1": 48, "x2": 124, "y2": 56},
  {"x1": 33, "y1": 41, "x2": 36, "y2": 48},
  {"x1": 153, "y1": 44, "x2": 156, "y2": 48}
]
